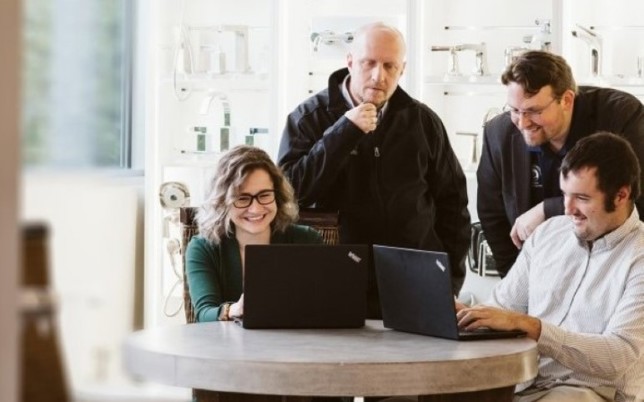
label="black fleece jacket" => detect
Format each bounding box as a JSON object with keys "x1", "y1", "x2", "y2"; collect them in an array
[{"x1": 278, "y1": 68, "x2": 471, "y2": 318}]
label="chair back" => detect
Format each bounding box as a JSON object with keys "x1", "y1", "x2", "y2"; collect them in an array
[
  {"x1": 297, "y1": 208, "x2": 339, "y2": 245},
  {"x1": 179, "y1": 207, "x2": 199, "y2": 323}
]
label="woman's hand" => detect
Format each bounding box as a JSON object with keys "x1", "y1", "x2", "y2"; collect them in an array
[{"x1": 229, "y1": 294, "x2": 244, "y2": 319}]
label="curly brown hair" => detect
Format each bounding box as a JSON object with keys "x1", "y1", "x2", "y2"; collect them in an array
[{"x1": 196, "y1": 145, "x2": 299, "y2": 243}]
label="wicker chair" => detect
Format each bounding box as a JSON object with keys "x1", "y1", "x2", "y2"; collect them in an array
[{"x1": 178, "y1": 207, "x2": 339, "y2": 402}]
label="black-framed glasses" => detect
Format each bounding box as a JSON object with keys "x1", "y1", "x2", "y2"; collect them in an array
[
  {"x1": 502, "y1": 97, "x2": 559, "y2": 120},
  {"x1": 232, "y1": 190, "x2": 275, "y2": 208}
]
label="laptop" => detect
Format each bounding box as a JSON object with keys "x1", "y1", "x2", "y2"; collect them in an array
[
  {"x1": 242, "y1": 244, "x2": 369, "y2": 329},
  {"x1": 373, "y1": 245, "x2": 526, "y2": 340}
]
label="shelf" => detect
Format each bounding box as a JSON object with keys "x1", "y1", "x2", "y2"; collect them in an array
[
  {"x1": 424, "y1": 75, "x2": 503, "y2": 85},
  {"x1": 160, "y1": 72, "x2": 270, "y2": 92},
  {"x1": 588, "y1": 25, "x2": 644, "y2": 31},
  {"x1": 443, "y1": 25, "x2": 541, "y2": 31},
  {"x1": 577, "y1": 75, "x2": 644, "y2": 88}
]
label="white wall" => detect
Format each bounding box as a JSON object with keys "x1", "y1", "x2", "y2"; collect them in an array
[
  {"x1": 0, "y1": 0, "x2": 20, "y2": 401},
  {"x1": 21, "y1": 173, "x2": 144, "y2": 394}
]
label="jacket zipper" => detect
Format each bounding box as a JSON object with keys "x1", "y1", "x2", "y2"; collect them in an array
[{"x1": 371, "y1": 135, "x2": 388, "y2": 242}]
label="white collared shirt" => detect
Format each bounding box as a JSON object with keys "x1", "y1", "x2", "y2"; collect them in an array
[{"x1": 489, "y1": 208, "x2": 644, "y2": 402}]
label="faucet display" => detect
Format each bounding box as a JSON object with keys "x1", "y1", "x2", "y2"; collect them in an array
[
  {"x1": 456, "y1": 131, "x2": 479, "y2": 168},
  {"x1": 458, "y1": 107, "x2": 502, "y2": 169},
  {"x1": 200, "y1": 91, "x2": 230, "y2": 120},
  {"x1": 523, "y1": 19, "x2": 552, "y2": 52},
  {"x1": 196, "y1": 91, "x2": 231, "y2": 153},
  {"x1": 571, "y1": 24, "x2": 602, "y2": 77},
  {"x1": 431, "y1": 43, "x2": 489, "y2": 77},
  {"x1": 504, "y1": 46, "x2": 530, "y2": 68},
  {"x1": 430, "y1": 46, "x2": 461, "y2": 76},
  {"x1": 310, "y1": 30, "x2": 354, "y2": 52}
]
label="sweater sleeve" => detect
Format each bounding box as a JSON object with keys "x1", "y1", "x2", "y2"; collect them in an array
[{"x1": 185, "y1": 236, "x2": 227, "y2": 322}]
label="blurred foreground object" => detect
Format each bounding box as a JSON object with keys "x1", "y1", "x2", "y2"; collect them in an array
[{"x1": 21, "y1": 223, "x2": 70, "y2": 402}]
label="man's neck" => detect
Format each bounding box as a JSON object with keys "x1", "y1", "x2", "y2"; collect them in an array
[{"x1": 548, "y1": 107, "x2": 574, "y2": 152}]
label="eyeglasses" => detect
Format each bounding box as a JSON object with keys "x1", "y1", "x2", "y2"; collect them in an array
[
  {"x1": 232, "y1": 190, "x2": 275, "y2": 208},
  {"x1": 503, "y1": 97, "x2": 559, "y2": 120}
]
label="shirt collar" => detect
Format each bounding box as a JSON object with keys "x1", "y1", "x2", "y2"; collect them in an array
[{"x1": 582, "y1": 207, "x2": 641, "y2": 251}]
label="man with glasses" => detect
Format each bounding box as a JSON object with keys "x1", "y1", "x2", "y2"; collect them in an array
[{"x1": 477, "y1": 50, "x2": 644, "y2": 276}]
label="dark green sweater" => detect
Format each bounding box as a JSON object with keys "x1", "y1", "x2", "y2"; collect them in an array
[{"x1": 185, "y1": 224, "x2": 323, "y2": 322}]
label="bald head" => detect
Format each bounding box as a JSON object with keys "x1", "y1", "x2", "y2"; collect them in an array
[{"x1": 351, "y1": 22, "x2": 407, "y2": 58}]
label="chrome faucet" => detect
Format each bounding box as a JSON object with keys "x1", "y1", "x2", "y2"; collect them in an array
[
  {"x1": 523, "y1": 19, "x2": 552, "y2": 52},
  {"x1": 431, "y1": 43, "x2": 489, "y2": 76},
  {"x1": 310, "y1": 30, "x2": 354, "y2": 52},
  {"x1": 200, "y1": 91, "x2": 230, "y2": 120},
  {"x1": 431, "y1": 45, "x2": 461, "y2": 76},
  {"x1": 571, "y1": 24, "x2": 602, "y2": 77}
]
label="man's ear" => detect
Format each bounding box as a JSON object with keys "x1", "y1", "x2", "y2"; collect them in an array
[
  {"x1": 561, "y1": 89, "x2": 576, "y2": 111},
  {"x1": 346, "y1": 53, "x2": 353, "y2": 69},
  {"x1": 614, "y1": 185, "x2": 631, "y2": 206}
]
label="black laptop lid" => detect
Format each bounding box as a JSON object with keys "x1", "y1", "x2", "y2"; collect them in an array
[
  {"x1": 243, "y1": 244, "x2": 368, "y2": 329},
  {"x1": 373, "y1": 245, "x2": 526, "y2": 340},
  {"x1": 373, "y1": 245, "x2": 459, "y2": 339}
]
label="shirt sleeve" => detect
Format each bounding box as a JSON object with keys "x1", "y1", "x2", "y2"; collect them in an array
[
  {"x1": 486, "y1": 240, "x2": 531, "y2": 313},
  {"x1": 537, "y1": 265, "x2": 644, "y2": 380}
]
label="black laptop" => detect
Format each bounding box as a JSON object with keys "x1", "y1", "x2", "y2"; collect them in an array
[
  {"x1": 242, "y1": 244, "x2": 368, "y2": 329},
  {"x1": 373, "y1": 245, "x2": 526, "y2": 340}
]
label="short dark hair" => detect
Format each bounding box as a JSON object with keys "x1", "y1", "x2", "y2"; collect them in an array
[
  {"x1": 561, "y1": 132, "x2": 641, "y2": 212},
  {"x1": 501, "y1": 51, "x2": 577, "y2": 98}
]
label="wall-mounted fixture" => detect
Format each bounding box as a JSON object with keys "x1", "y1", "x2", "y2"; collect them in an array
[
  {"x1": 185, "y1": 24, "x2": 251, "y2": 74},
  {"x1": 310, "y1": 30, "x2": 354, "y2": 52},
  {"x1": 571, "y1": 24, "x2": 602, "y2": 77},
  {"x1": 523, "y1": 19, "x2": 552, "y2": 52},
  {"x1": 195, "y1": 91, "x2": 232, "y2": 153},
  {"x1": 431, "y1": 43, "x2": 489, "y2": 77},
  {"x1": 213, "y1": 25, "x2": 251, "y2": 73},
  {"x1": 504, "y1": 46, "x2": 530, "y2": 68}
]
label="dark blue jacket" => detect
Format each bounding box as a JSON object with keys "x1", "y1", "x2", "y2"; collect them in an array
[{"x1": 477, "y1": 86, "x2": 644, "y2": 276}]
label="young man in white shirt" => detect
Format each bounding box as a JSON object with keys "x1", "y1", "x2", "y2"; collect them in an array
[{"x1": 459, "y1": 132, "x2": 644, "y2": 402}]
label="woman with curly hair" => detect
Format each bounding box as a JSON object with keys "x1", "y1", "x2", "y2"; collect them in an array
[{"x1": 186, "y1": 145, "x2": 322, "y2": 322}]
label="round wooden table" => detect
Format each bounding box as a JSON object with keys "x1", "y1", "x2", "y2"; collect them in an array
[{"x1": 124, "y1": 320, "x2": 537, "y2": 401}]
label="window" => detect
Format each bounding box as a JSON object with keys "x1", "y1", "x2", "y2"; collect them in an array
[{"x1": 21, "y1": 0, "x2": 134, "y2": 169}]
